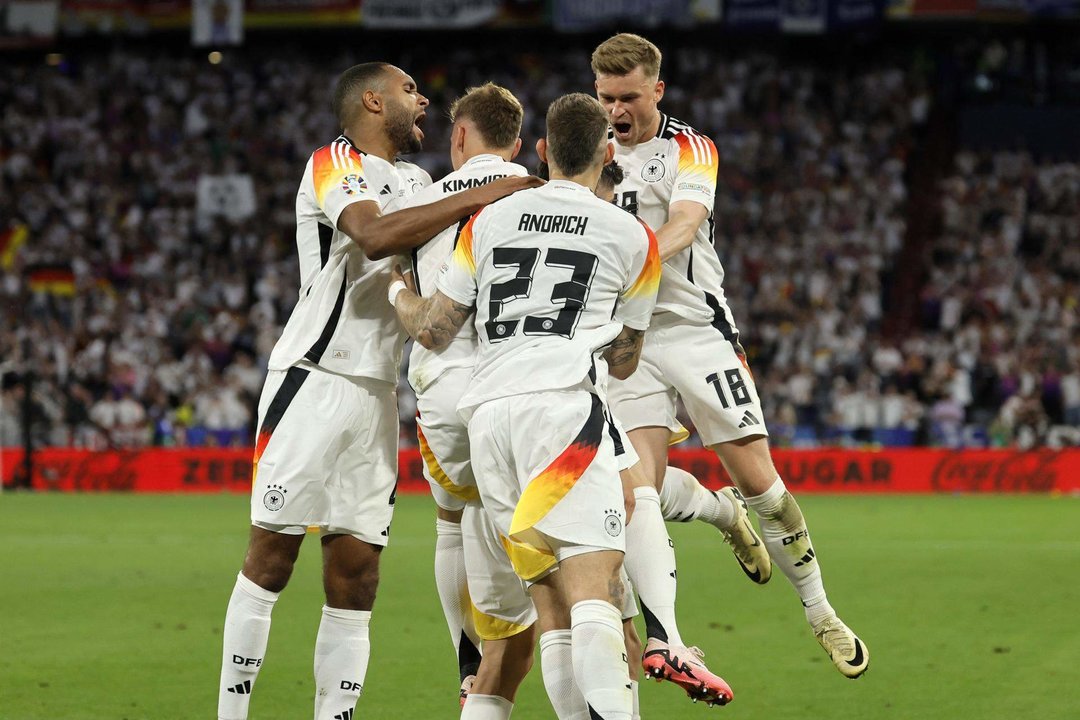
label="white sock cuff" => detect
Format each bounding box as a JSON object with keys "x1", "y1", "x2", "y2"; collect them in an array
[
  {"x1": 632, "y1": 486, "x2": 661, "y2": 505},
  {"x1": 744, "y1": 476, "x2": 786, "y2": 515},
  {"x1": 539, "y1": 629, "x2": 573, "y2": 651},
  {"x1": 435, "y1": 518, "x2": 463, "y2": 537},
  {"x1": 236, "y1": 572, "x2": 280, "y2": 605},
  {"x1": 570, "y1": 599, "x2": 622, "y2": 628},
  {"x1": 466, "y1": 694, "x2": 514, "y2": 711},
  {"x1": 321, "y1": 606, "x2": 371, "y2": 629}
]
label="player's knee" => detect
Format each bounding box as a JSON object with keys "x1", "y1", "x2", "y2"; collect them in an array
[
  {"x1": 607, "y1": 567, "x2": 626, "y2": 610},
  {"x1": 243, "y1": 555, "x2": 295, "y2": 593},
  {"x1": 324, "y1": 558, "x2": 380, "y2": 610}
]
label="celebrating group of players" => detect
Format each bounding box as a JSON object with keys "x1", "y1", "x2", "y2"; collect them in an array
[{"x1": 215, "y1": 33, "x2": 869, "y2": 720}]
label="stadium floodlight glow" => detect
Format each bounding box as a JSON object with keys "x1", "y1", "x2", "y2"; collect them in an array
[
  {"x1": 46, "y1": 53, "x2": 63, "y2": 66},
  {"x1": 208, "y1": 51, "x2": 223, "y2": 65}
]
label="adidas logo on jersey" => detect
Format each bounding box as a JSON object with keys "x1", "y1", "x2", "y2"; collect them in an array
[
  {"x1": 226, "y1": 680, "x2": 252, "y2": 695},
  {"x1": 379, "y1": 184, "x2": 392, "y2": 195},
  {"x1": 737, "y1": 411, "x2": 760, "y2": 428}
]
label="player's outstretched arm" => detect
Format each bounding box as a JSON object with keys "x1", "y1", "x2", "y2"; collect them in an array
[
  {"x1": 389, "y1": 266, "x2": 472, "y2": 350},
  {"x1": 604, "y1": 326, "x2": 645, "y2": 380},
  {"x1": 338, "y1": 175, "x2": 544, "y2": 261},
  {"x1": 655, "y1": 200, "x2": 710, "y2": 261}
]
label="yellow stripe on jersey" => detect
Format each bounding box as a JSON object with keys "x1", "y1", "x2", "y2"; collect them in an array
[
  {"x1": 416, "y1": 424, "x2": 480, "y2": 502},
  {"x1": 450, "y1": 211, "x2": 480, "y2": 276},
  {"x1": 674, "y1": 130, "x2": 719, "y2": 193},
  {"x1": 312, "y1": 142, "x2": 364, "y2": 210},
  {"x1": 624, "y1": 218, "x2": 662, "y2": 300}
]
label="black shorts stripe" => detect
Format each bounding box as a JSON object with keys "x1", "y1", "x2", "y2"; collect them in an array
[
  {"x1": 304, "y1": 272, "x2": 348, "y2": 364},
  {"x1": 254, "y1": 366, "x2": 310, "y2": 454},
  {"x1": 318, "y1": 222, "x2": 333, "y2": 269},
  {"x1": 607, "y1": 414, "x2": 626, "y2": 458},
  {"x1": 703, "y1": 289, "x2": 742, "y2": 353}
]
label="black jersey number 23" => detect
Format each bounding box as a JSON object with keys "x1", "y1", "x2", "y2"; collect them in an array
[{"x1": 485, "y1": 247, "x2": 598, "y2": 342}]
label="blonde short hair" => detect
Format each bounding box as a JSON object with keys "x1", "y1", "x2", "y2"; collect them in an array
[
  {"x1": 449, "y1": 82, "x2": 523, "y2": 150},
  {"x1": 591, "y1": 33, "x2": 662, "y2": 79}
]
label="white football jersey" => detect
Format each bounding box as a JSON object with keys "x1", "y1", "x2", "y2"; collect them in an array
[
  {"x1": 404, "y1": 154, "x2": 529, "y2": 394},
  {"x1": 268, "y1": 135, "x2": 431, "y2": 382},
  {"x1": 437, "y1": 180, "x2": 661, "y2": 413},
  {"x1": 612, "y1": 114, "x2": 742, "y2": 347}
]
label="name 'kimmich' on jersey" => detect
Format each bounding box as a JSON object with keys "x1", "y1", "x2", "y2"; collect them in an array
[
  {"x1": 268, "y1": 135, "x2": 430, "y2": 382},
  {"x1": 435, "y1": 180, "x2": 661, "y2": 414},
  {"x1": 404, "y1": 153, "x2": 529, "y2": 393}
]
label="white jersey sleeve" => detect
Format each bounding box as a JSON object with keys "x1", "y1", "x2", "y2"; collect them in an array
[
  {"x1": 614, "y1": 219, "x2": 661, "y2": 331},
  {"x1": 310, "y1": 141, "x2": 383, "y2": 226},
  {"x1": 435, "y1": 210, "x2": 481, "y2": 307}
]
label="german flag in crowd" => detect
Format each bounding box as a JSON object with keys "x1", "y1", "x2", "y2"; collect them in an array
[
  {"x1": 26, "y1": 264, "x2": 76, "y2": 296},
  {"x1": 0, "y1": 224, "x2": 28, "y2": 269}
]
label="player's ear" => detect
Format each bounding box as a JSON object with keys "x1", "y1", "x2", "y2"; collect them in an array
[
  {"x1": 451, "y1": 123, "x2": 465, "y2": 151},
  {"x1": 604, "y1": 141, "x2": 615, "y2": 165},
  {"x1": 654, "y1": 79, "x2": 665, "y2": 104},
  {"x1": 361, "y1": 88, "x2": 382, "y2": 114},
  {"x1": 536, "y1": 138, "x2": 548, "y2": 164},
  {"x1": 510, "y1": 137, "x2": 522, "y2": 161}
]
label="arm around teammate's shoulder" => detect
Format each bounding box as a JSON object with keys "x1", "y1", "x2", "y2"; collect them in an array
[{"x1": 337, "y1": 175, "x2": 544, "y2": 261}]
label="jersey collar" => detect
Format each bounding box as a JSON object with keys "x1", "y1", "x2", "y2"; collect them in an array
[
  {"x1": 655, "y1": 113, "x2": 670, "y2": 139},
  {"x1": 547, "y1": 179, "x2": 593, "y2": 194},
  {"x1": 463, "y1": 153, "x2": 505, "y2": 168}
]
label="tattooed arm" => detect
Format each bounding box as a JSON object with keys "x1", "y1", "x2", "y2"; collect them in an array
[
  {"x1": 390, "y1": 266, "x2": 473, "y2": 351},
  {"x1": 604, "y1": 326, "x2": 645, "y2": 380}
]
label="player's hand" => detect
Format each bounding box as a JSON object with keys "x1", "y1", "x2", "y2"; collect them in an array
[{"x1": 470, "y1": 175, "x2": 545, "y2": 205}]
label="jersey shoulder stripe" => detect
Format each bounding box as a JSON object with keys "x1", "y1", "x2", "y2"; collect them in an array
[
  {"x1": 660, "y1": 116, "x2": 718, "y2": 172},
  {"x1": 312, "y1": 138, "x2": 365, "y2": 208}
]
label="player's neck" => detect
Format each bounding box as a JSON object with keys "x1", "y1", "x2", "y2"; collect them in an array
[
  {"x1": 342, "y1": 127, "x2": 397, "y2": 164},
  {"x1": 465, "y1": 147, "x2": 513, "y2": 163},
  {"x1": 632, "y1": 110, "x2": 662, "y2": 146},
  {"x1": 550, "y1": 168, "x2": 601, "y2": 191}
]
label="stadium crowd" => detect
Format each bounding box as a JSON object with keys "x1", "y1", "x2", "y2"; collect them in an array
[{"x1": 2, "y1": 39, "x2": 1076, "y2": 451}]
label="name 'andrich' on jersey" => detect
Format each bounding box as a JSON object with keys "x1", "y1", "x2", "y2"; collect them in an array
[{"x1": 517, "y1": 213, "x2": 589, "y2": 236}]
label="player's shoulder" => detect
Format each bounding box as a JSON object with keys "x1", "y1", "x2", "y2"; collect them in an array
[
  {"x1": 311, "y1": 135, "x2": 366, "y2": 171},
  {"x1": 659, "y1": 115, "x2": 717, "y2": 154}
]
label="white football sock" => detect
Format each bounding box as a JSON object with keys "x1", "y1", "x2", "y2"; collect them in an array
[
  {"x1": 313, "y1": 606, "x2": 371, "y2": 720},
  {"x1": 623, "y1": 486, "x2": 683, "y2": 645},
  {"x1": 630, "y1": 680, "x2": 640, "y2": 720},
  {"x1": 461, "y1": 693, "x2": 514, "y2": 719},
  {"x1": 743, "y1": 477, "x2": 834, "y2": 626},
  {"x1": 659, "y1": 466, "x2": 737, "y2": 529},
  {"x1": 218, "y1": 572, "x2": 278, "y2": 720},
  {"x1": 435, "y1": 518, "x2": 481, "y2": 678},
  {"x1": 539, "y1": 630, "x2": 588, "y2": 720},
  {"x1": 570, "y1": 600, "x2": 633, "y2": 720}
]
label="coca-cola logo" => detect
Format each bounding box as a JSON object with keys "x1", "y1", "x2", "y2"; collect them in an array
[{"x1": 931, "y1": 452, "x2": 1060, "y2": 493}]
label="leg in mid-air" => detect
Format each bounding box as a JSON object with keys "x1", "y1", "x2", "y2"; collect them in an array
[
  {"x1": 618, "y1": 427, "x2": 733, "y2": 705},
  {"x1": 658, "y1": 464, "x2": 772, "y2": 584},
  {"x1": 712, "y1": 436, "x2": 869, "y2": 678}
]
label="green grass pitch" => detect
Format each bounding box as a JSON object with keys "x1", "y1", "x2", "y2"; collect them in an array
[{"x1": 2, "y1": 492, "x2": 1078, "y2": 719}]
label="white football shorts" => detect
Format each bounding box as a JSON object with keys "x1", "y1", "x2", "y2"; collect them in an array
[
  {"x1": 608, "y1": 320, "x2": 768, "y2": 447},
  {"x1": 250, "y1": 363, "x2": 398, "y2": 546},
  {"x1": 467, "y1": 389, "x2": 627, "y2": 577},
  {"x1": 415, "y1": 366, "x2": 479, "y2": 513}
]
